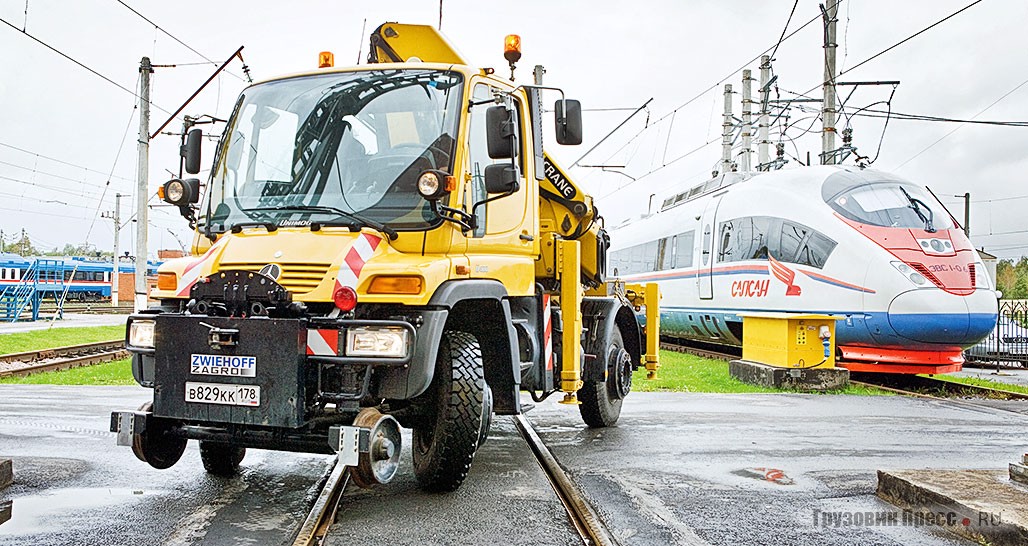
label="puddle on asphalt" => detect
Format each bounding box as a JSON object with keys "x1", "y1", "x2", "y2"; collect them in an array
[{"x1": 0, "y1": 487, "x2": 156, "y2": 535}]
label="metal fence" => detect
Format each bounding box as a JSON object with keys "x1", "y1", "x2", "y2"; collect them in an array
[{"x1": 964, "y1": 300, "x2": 1028, "y2": 366}]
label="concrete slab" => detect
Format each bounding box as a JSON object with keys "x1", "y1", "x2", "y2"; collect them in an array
[
  {"x1": 1009, "y1": 462, "x2": 1028, "y2": 486},
  {"x1": 0, "y1": 459, "x2": 10, "y2": 490},
  {"x1": 730, "y1": 359, "x2": 850, "y2": 390},
  {"x1": 877, "y1": 469, "x2": 1028, "y2": 546},
  {"x1": 0, "y1": 501, "x2": 9, "y2": 527}
]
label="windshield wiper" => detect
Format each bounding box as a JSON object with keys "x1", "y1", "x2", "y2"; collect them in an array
[
  {"x1": 899, "y1": 187, "x2": 936, "y2": 233},
  {"x1": 245, "y1": 205, "x2": 398, "y2": 240}
]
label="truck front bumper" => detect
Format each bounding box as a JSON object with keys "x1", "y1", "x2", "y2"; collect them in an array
[{"x1": 124, "y1": 310, "x2": 446, "y2": 430}]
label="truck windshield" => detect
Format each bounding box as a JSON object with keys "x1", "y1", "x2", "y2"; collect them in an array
[
  {"x1": 202, "y1": 69, "x2": 463, "y2": 234},
  {"x1": 821, "y1": 170, "x2": 954, "y2": 231}
]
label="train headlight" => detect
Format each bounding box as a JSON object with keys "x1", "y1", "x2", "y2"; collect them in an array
[
  {"x1": 345, "y1": 326, "x2": 409, "y2": 358},
  {"x1": 128, "y1": 319, "x2": 156, "y2": 349},
  {"x1": 891, "y1": 261, "x2": 927, "y2": 286}
]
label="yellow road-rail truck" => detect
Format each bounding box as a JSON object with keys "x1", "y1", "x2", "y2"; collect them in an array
[{"x1": 112, "y1": 23, "x2": 659, "y2": 491}]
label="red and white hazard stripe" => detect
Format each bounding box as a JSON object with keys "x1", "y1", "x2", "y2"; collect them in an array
[
  {"x1": 175, "y1": 238, "x2": 228, "y2": 297},
  {"x1": 335, "y1": 233, "x2": 382, "y2": 290},
  {"x1": 306, "y1": 329, "x2": 340, "y2": 356},
  {"x1": 542, "y1": 294, "x2": 553, "y2": 371}
]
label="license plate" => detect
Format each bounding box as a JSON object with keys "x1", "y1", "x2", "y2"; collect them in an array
[{"x1": 185, "y1": 382, "x2": 260, "y2": 407}]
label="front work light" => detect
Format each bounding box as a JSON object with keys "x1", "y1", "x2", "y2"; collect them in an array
[
  {"x1": 128, "y1": 319, "x2": 156, "y2": 349},
  {"x1": 417, "y1": 170, "x2": 453, "y2": 201},
  {"x1": 346, "y1": 326, "x2": 410, "y2": 358}
]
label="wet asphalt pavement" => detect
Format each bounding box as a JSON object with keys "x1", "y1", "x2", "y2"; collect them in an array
[
  {"x1": 2, "y1": 386, "x2": 1027, "y2": 545},
  {"x1": 530, "y1": 392, "x2": 1028, "y2": 545},
  {"x1": 0, "y1": 386, "x2": 329, "y2": 546}
]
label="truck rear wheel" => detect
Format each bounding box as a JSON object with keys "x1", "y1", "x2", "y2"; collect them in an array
[
  {"x1": 579, "y1": 328, "x2": 631, "y2": 428},
  {"x1": 199, "y1": 441, "x2": 246, "y2": 476},
  {"x1": 412, "y1": 331, "x2": 485, "y2": 492}
]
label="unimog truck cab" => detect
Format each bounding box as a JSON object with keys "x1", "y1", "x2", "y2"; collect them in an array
[{"x1": 112, "y1": 23, "x2": 659, "y2": 491}]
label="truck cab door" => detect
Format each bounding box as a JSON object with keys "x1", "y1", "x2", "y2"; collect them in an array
[{"x1": 462, "y1": 82, "x2": 536, "y2": 297}]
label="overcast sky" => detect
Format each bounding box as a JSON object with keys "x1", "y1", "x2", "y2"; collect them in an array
[{"x1": 0, "y1": 0, "x2": 1025, "y2": 259}]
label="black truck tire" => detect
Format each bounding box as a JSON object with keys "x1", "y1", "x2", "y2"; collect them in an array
[
  {"x1": 412, "y1": 330, "x2": 485, "y2": 492},
  {"x1": 579, "y1": 328, "x2": 628, "y2": 428},
  {"x1": 199, "y1": 441, "x2": 246, "y2": 476}
]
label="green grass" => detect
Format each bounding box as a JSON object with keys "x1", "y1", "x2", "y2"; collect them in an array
[
  {"x1": 928, "y1": 373, "x2": 1028, "y2": 396},
  {"x1": 0, "y1": 357, "x2": 135, "y2": 385},
  {"x1": 633, "y1": 350, "x2": 888, "y2": 395},
  {"x1": 0, "y1": 325, "x2": 124, "y2": 354}
]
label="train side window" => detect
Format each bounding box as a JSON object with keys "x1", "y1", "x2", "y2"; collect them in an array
[
  {"x1": 674, "y1": 230, "x2": 695, "y2": 268},
  {"x1": 748, "y1": 217, "x2": 773, "y2": 260},
  {"x1": 804, "y1": 232, "x2": 837, "y2": 268},
  {"x1": 780, "y1": 220, "x2": 837, "y2": 268},
  {"x1": 718, "y1": 221, "x2": 733, "y2": 262}
]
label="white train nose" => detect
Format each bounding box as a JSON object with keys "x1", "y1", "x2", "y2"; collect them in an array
[{"x1": 887, "y1": 289, "x2": 995, "y2": 345}]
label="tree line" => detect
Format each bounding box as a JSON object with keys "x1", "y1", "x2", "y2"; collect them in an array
[{"x1": 995, "y1": 259, "x2": 1028, "y2": 300}]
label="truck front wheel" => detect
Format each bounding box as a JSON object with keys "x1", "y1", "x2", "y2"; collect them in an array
[
  {"x1": 412, "y1": 330, "x2": 485, "y2": 492},
  {"x1": 199, "y1": 441, "x2": 246, "y2": 476}
]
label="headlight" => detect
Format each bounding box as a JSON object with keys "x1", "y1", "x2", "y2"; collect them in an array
[
  {"x1": 346, "y1": 327, "x2": 409, "y2": 358},
  {"x1": 416, "y1": 170, "x2": 450, "y2": 200},
  {"x1": 891, "y1": 261, "x2": 927, "y2": 286},
  {"x1": 128, "y1": 320, "x2": 156, "y2": 349},
  {"x1": 166, "y1": 180, "x2": 185, "y2": 203}
]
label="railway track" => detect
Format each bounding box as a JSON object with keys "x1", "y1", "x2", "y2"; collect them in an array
[
  {"x1": 290, "y1": 415, "x2": 616, "y2": 546},
  {"x1": 660, "y1": 339, "x2": 1028, "y2": 403},
  {"x1": 850, "y1": 373, "x2": 1028, "y2": 401},
  {"x1": 34, "y1": 303, "x2": 135, "y2": 315},
  {"x1": 0, "y1": 340, "x2": 127, "y2": 378}
]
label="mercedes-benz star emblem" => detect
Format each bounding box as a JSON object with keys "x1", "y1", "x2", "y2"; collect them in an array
[{"x1": 259, "y1": 264, "x2": 282, "y2": 280}]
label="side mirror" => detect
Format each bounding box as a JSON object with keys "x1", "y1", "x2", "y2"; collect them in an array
[
  {"x1": 554, "y1": 99, "x2": 582, "y2": 145},
  {"x1": 484, "y1": 164, "x2": 518, "y2": 194},
  {"x1": 486, "y1": 106, "x2": 515, "y2": 159},
  {"x1": 162, "y1": 178, "x2": 200, "y2": 206},
  {"x1": 182, "y1": 128, "x2": 203, "y2": 174}
]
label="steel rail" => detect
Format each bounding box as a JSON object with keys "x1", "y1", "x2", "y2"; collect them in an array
[
  {"x1": 514, "y1": 414, "x2": 617, "y2": 546},
  {"x1": 851, "y1": 373, "x2": 1028, "y2": 401},
  {"x1": 0, "y1": 348, "x2": 128, "y2": 378},
  {"x1": 0, "y1": 340, "x2": 124, "y2": 364},
  {"x1": 291, "y1": 459, "x2": 349, "y2": 546}
]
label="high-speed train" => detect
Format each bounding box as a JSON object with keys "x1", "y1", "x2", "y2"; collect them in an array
[{"x1": 608, "y1": 165, "x2": 998, "y2": 374}]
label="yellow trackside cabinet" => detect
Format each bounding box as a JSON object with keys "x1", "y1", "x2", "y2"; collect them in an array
[
  {"x1": 114, "y1": 22, "x2": 659, "y2": 495},
  {"x1": 740, "y1": 313, "x2": 840, "y2": 369}
]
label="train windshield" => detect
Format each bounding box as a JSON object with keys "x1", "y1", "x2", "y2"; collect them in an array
[
  {"x1": 201, "y1": 69, "x2": 463, "y2": 234},
  {"x1": 821, "y1": 171, "x2": 954, "y2": 231}
]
